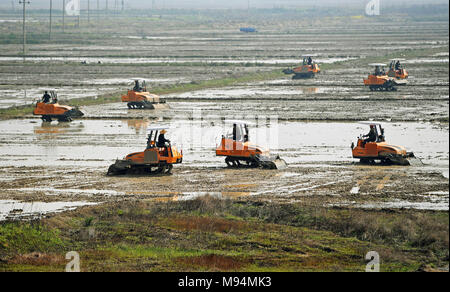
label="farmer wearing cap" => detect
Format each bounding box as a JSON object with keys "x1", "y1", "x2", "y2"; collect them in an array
[{"x1": 157, "y1": 129, "x2": 171, "y2": 148}]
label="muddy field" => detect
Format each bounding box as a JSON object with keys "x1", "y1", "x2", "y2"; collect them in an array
[
  {"x1": 0, "y1": 10, "x2": 448, "y2": 272},
  {"x1": 0, "y1": 117, "x2": 448, "y2": 220},
  {"x1": 0, "y1": 16, "x2": 448, "y2": 108},
  {"x1": 0, "y1": 16, "x2": 448, "y2": 218}
]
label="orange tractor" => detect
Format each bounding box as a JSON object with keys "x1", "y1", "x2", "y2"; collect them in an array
[
  {"x1": 283, "y1": 55, "x2": 321, "y2": 79},
  {"x1": 121, "y1": 79, "x2": 167, "y2": 109},
  {"x1": 33, "y1": 91, "x2": 84, "y2": 122},
  {"x1": 216, "y1": 120, "x2": 287, "y2": 169},
  {"x1": 388, "y1": 59, "x2": 409, "y2": 82},
  {"x1": 351, "y1": 122, "x2": 420, "y2": 166},
  {"x1": 107, "y1": 127, "x2": 183, "y2": 176},
  {"x1": 364, "y1": 63, "x2": 405, "y2": 91}
]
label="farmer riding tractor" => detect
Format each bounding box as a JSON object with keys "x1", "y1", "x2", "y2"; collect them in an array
[
  {"x1": 364, "y1": 63, "x2": 401, "y2": 91},
  {"x1": 283, "y1": 55, "x2": 321, "y2": 79},
  {"x1": 33, "y1": 90, "x2": 84, "y2": 123},
  {"x1": 351, "y1": 122, "x2": 420, "y2": 166},
  {"x1": 387, "y1": 59, "x2": 409, "y2": 85},
  {"x1": 121, "y1": 79, "x2": 167, "y2": 110},
  {"x1": 107, "y1": 127, "x2": 183, "y2": 176},
  {"x1": 216, "y1": 120, "x2": 287, "y2": 169}
]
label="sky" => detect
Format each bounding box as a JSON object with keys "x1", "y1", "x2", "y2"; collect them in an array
[{"x1": 2, "y1": 0, "x2": 449, "y2": 10}]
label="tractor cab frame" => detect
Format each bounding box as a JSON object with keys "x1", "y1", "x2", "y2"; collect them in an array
[{"x1": 225, "y1": 120, "x2": 251, "y2": 143}]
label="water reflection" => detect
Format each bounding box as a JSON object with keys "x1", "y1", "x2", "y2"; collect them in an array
[
  {"x1": 124, "y1": 119, "x2": 151, "y2": 134},
  {"x1": 34, "y1": 122, "x2": 85, "y2": 137}
]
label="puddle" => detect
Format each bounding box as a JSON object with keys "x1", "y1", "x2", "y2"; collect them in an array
[
  {"x1": 0, "y1": 56, "x2": 355, "y2": 65},
  {"x1": 281, "y1": 172, "x2": 302, "y2": 178},
  {"x1": 433, "y1": 52, "x2": 449, "y2": 57},
  {"x1": 84, "y1": 77, "x2": 186, "y2": 85},
  {"x1": 0, "y1": 200, "x2": 98, "y2": 221},
  {"x1": 427, "y1": 191, "x2": 449, "y2": 195},
  {"x1": 154, "y1": 191, "x2": 250, "y2": 202},
  {"x1": 405, "y1": 58, "x2": 449, "y2": 64},
  {"x1": 350, "y1": 186, "x2": 360, "y2": 194},
  {"x1": 331, "y1": 198, "x2": 449, "y2": 211},
  {"x1": 10, "y1": 187, "x2": 125, "y2": 197}
]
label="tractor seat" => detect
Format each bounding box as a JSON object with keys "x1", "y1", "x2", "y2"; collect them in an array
[{"x1": 158, "y1": 147, "x2": 169, "y2": 156}]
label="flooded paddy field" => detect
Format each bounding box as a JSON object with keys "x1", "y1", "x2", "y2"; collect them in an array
[
  {"x1": 0, "y1": 17, "x2": 448, "y2": 108},
  {"x1": 0, "y1": 10, "x2": 448, "y2": 271},
  {"x1": 81, "y1": 83, "x2": 448, "y2": 123},
  {"x1": 0, "y1": 117, "x2": 447, "y2": 220}
]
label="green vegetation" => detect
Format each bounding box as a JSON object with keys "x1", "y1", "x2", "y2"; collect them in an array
[
  {"x1": 0, "y1": 222, "x2": 66, "y2": 255},
  {"x1": 0, "y1": 197, "x2": 447, "y2": 272}
]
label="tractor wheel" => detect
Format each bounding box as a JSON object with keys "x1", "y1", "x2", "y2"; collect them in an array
[
  {"x1": 58, "y1": 116, "x2": 72, "y2": 122},
  {"x1": 156, "y1": 164, "x2": 167, "y2": 174},
  {"x1": 107, "y1": 164, "x2": 127, "y2": 176},
  {"x1": 41, "y1": 116, "x2": 52, "y2": 123},
  {"x1": 360, "y1": 158, "x2": 374, "y2": 164},
  {"x1": 225, "y1": 157, "x2": 234, "y2": 167}
]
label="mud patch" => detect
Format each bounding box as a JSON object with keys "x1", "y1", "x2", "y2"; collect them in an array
[{"x1": 0, "y1": 200, "x2": 98, "y2": 221}]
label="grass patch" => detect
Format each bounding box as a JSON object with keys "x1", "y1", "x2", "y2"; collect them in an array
[
  {"x1": 0, "y1": 222, "x2": 67, "y2": 255},
  {"x1": 1, "y1": 197, "x2": 444, "y2": 271}
]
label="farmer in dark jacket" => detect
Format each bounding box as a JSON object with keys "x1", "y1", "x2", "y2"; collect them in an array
[
  {"x1": 157, "y1": 129, "x2": 171, "y2": 148},
  {"x1": 42, "y1": 91, "x2": 51, "y2": 103},
  {"x1": 363, "y1": 125, "x2": 377, "y2": 144}
]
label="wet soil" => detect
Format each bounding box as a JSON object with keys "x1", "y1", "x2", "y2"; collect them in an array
[
  {"x1": 0, "y1": 119, "x2": 447, "y2": 219},
  {"x1": 0, "y1": 16, "x2": 448, "y2": 220}
]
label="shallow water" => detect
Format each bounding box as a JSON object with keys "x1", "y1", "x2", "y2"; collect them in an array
[
  {"x1": 0, "y1": 56, "x2": 354, "y2": 65},
  {"x1": 331, "y1": 197, "x2": 449, "y2": 211},
  {"x1": 0, "y1": 86, "x2": 119, "y2": 109},
  {"x1": 0, "y1": 200, "x2": 98, "y2": 221},
  {"x1": 0, "y1": 119, "x2": 447, "y2": 173}
]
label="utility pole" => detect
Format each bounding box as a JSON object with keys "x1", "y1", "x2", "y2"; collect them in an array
[
  {"x1": 12, "y1": 1, "x2": 15, "y2": 12},
  {"x1": 19, "y1": 0, "x2": 30, "y2": 58},
  {"x1": 121, "y1": 0, "x2": 124, "y2": 11},
  {"x1": 62, "y1": 0, "x2": 65, "y2": 32},
  {"x1": 97, "y1": 0, "x2": 100, "y2": 23},
  {"x1": 77, "y1": 0, "x2": 80, "y2": 28},
  {"x1": 88, "y1": 0, "x2": 90, "y2": 23},
  {"x1": 49, "y1": 0, "x2": 52, "y2": 40},
  {"x1": 105, "y1": 0, "x2": 108, "y2": 14}
]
